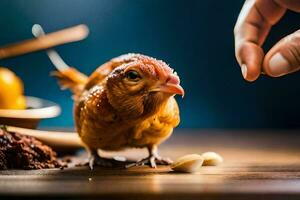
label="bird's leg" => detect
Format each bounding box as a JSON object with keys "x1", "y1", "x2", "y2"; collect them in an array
[
  {"x1": 126, "y1": 146, "x2": 173, "y2": 168},
  {"x1": 88, "y1": 149, "x2": 123, "y2": 170},
  {"x1": 150, "y1": 146, "x2": 173, "y2": 167}
]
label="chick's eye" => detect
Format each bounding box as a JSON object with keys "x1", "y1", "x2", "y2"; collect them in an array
[{"x1": 126, "y1": 70, "x2": 141, "y2": 81}]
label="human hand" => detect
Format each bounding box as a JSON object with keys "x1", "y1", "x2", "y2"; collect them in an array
[{"x1": 234, "y1": 0, "x2": 300, "y2": 81}]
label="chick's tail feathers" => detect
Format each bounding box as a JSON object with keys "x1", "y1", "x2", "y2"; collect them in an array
[{"x1": 51, "y1": 67, "x2": 88, "y2": 94}]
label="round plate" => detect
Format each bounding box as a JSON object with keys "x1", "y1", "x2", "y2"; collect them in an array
[{"x1": 0, "y1": 96, "x2": 61, "y2": 119}]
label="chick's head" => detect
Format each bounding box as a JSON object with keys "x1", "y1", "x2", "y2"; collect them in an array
[{"x1": 106, "y1": 54, "x2": 184, "y2": 119}]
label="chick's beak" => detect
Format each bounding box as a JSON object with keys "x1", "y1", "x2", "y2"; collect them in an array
[
  {"x1": 151, "y1": 74, "x2": 185, "y2": 96},
  {"x1": 159, "y1": 83, "x2": 185, "y2": 96}
]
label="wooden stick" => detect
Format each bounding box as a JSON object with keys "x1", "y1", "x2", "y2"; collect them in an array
[
  {"x1": 7, "y1": 126, "x2": 84, "y2": 150},
  {"x1": 0, "y1": 24, "x2": 89, "y2": 59}
]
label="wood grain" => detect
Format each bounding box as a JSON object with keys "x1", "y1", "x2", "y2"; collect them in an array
[{"x1": 1, "y1": 129, "x2": 300, "y2": 200}]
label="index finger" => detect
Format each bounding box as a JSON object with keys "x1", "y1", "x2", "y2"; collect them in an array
[{"x1": 234, "y1": 0, "x2": 286, "y2": 81}]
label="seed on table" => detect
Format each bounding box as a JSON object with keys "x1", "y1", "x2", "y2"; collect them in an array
[
  {"x1": 171, "y1": 154, "x2": 204, "y2": 173},
  {"x1": 202, "y1": 152, "x2": 223, "y2": 166}
]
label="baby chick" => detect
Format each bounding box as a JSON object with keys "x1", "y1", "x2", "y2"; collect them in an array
[{"x1": 53, "y1": 53, "x2": 184, "y2": 169}]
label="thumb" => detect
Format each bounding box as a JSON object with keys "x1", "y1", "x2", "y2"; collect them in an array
[{"x1": 263, "y1": 30, "x2": 300, "y2": 77}]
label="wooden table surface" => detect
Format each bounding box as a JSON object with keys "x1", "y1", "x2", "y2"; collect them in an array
[{"x1": 1, "y1": 129, "x2": 300, "y2": 200}]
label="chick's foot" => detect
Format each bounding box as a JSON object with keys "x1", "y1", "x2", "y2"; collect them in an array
[
  {"x1": 126, "y1": 155, "x2": 173, "y2": 168},
  {"x1": 88, "y1": 152, "x2": 124, "y2": 170}
]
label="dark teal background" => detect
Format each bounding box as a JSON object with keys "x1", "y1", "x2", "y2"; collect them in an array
[{"x1": 1, "y1": 0, "x2": 300, "y2": 128}]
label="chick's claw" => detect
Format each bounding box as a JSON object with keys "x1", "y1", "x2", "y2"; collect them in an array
[
  {"x1": 126, "y1": 155, "x2": 173, "y2": 168},
  {"x1": 88, "y1": 154, "x2": 112, "y2": 170},
  {"x1": 155, "y1": 156, "x2": 173, "y2": 165},
  {"x1": 88, "y1": 153, "x2": 124, "y2": 170}
]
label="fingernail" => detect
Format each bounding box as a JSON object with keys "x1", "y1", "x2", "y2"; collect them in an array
[
  {"x1": 241, "y1": 64, "x2": 247, "y2": 79},
  {"x1": 268, "y1": 53, "x2": 290, "y2": 76}
]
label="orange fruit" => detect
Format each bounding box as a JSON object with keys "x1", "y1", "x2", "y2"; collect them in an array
[{"x1": 0, "y1": 67, "x2": 26, "y2": 109}]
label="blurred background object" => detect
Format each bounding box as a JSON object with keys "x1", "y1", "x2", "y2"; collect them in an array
[
  {"x1": 0, "y1": 96, "x2": 60, "y2": 129},
  {"x1": 0, "y1": 0, "x2": 300, "y2": 129},
  {"x1": 0, "y1": 24, "x2": 88, "y2": 59},
  {"x1": 0, "y1": 67, "x2": 26, "y2": 109}
]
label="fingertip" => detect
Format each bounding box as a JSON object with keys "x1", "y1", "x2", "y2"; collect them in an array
[
  {"x1": 236, "y1": 42, "x2": 264, "y2": 82},
  {"x1": 242, "y1": 63, "x2": 260, "y2": 82},
  {"x1": 263, "y1": 30, "x2": 300, "y2": 77},
  {"x1": 263, "y1": 52, "x2": 285, "y2": 77}
]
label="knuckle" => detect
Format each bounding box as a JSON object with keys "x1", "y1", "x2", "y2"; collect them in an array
[
  {"x1": 277, "y1": 0, "x2": 300, "y2": 12},
  {"x1": 284, "y1": 30, "x2": 300, "y2": 44},
  {"x1": 233, "y1": 24, "x2": 239, "y2": 35},
  {"x1": 234, "y1": 42, "x2": 245, "y2": 64},
  {"x1": 279, "y1": 31, "x2": 300, "y2": 67},
  {"x1": 233, "y1": 21, "x2": 244, "y2": 37},
  {"x1": 287, "y1": 43, "x2": 300, "y2": 67}
]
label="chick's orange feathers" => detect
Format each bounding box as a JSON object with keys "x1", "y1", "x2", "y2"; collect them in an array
[{"x1": 53, "y1": 54, "x2": 184, "y2": 168}]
